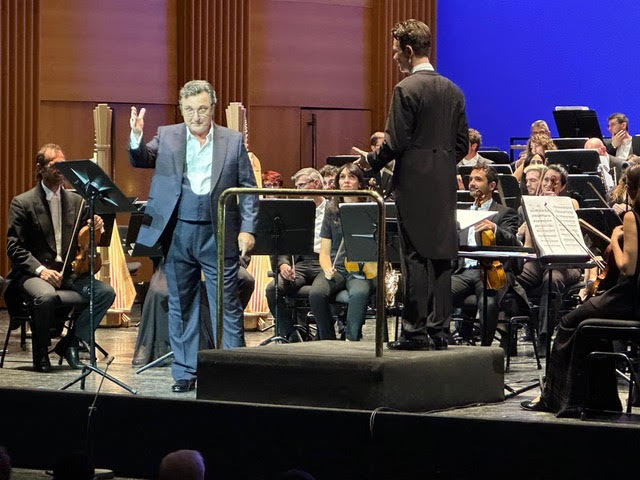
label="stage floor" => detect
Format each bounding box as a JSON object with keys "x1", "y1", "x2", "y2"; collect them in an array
[{"x1": 0, "y1": 306, "x2": 637, "y2": 428}]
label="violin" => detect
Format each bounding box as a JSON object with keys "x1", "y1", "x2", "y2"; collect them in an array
[
  {"x1": 71, "y1": 224, "x2": 103, "y2": 275},
  {"x1": 579, "y1": 218, "x2": 621, "y2": 296},
  {"x1": 59, "y1": 199, "x2": 103, "y2": 276},
  {"x1": 472, "y1": 190, "x2": 507, "y2": 291}
]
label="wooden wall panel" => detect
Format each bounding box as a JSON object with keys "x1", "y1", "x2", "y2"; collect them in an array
[
  {"x1": 248, "y1": 0, "x2": 372, "y2": 109},
  {"x1": 248, "y1": 106, "x2": 301, "y2": 186},
  {"x1": 0, "y1": 0, "x2": 39, "y2": 277},
  {"x1": 371, "y1": 0, "x2": 436, "y2": 129},
  {"x1": 178, "y1": 0, "x2": 249, "y2": 127},
  {"x1": 40, "y1": 0, "x2": 177, "y2": 104}
]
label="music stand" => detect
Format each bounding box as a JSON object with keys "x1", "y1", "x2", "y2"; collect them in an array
[
  {"x1": 577, "y1": 208, "x2": 622, "y2": 252},
  {"x1": 126, "y1": 204, "x2": 163, "y2": 258},
  {"x1": 56, "y1": 160, "x2": 137, "y2": 394},
  {"x1": 339, "y1": 202, "x2": 400, "y2": 263},
  {"x1": 552, "y1": 137, "x2": 589, "y2": 150},
  {"x1": 253, "y1": 198, "x2": 316, "y2": 345},
  {"x1": 477, "y1": 150, "x2": 510, "y2": 164},
  {"x1": 567, "y1": 174, "x2": 608, "y2": 208},
  {"x1": 632, "y1": 135, "x2": 640, "y2": 156},
  {"x1": 545, "y1": 149, "x2": 600, "y2": 173},
  {"x1": 553, "y1": 108, "x2": 603, "y2": 138}
]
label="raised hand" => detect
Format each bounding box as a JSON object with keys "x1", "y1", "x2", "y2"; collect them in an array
[{"x1": 130, "y1": 106, "x2": 146, "y2": 138}]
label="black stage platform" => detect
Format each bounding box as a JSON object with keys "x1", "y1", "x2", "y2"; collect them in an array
[{"x1": 1, "y1": 310, "x2": 640, "y2": 479}]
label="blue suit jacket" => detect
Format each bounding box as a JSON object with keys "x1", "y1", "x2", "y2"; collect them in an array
[{"x1": 129, "y1": 123, "x2": 258, "y2": 258}]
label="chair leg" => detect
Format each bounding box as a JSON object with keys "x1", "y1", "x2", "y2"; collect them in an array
[
  {"x1": 529, "y1": 319, "x2": 542, "y2": 370},
  {"x1": 505, "y1": 321, "x2": 513, "y2": 373},
  {"x1": 20, "y1": 321, "x2": 27, "y2": 351},
  {"x1": 1, "y1": 324, "x2": 11, "y2": 368}
]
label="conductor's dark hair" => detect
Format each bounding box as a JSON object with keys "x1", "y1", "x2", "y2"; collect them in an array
[
  {"x1": 392, "y1": 19, "x2": 432, "y2": 58},
  {"x1": 35, "y1": 143, "x2": 63, "y2": 181}
]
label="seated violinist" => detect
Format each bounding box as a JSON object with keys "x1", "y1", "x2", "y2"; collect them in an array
[
  {"x1": 308, "y1": 163, "x2": 375, "y2": 341},
  {"x1": 6, "y1": 144, "x2": 116, "y2": 372},
  {"x1": 516, "y1": 164, "x2": 581, "y2": 355},
  {"x1": 522, "y1": 164, "x2": 640, "y2": 416},
  {"x1": 450, "y1": 162, "x2": 520, "y2": 346}
]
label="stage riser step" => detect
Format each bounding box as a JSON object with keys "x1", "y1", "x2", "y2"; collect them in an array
[{"x1": 197, "y1": 342, "x2": 504, "y2": 411}]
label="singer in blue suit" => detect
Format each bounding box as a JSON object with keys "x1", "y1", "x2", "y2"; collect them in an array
[{"x1": 129, "y1": 80, "x2": 258, "y2": 392}]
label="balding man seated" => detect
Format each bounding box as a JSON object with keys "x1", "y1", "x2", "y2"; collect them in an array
[{"x1": 584, "y1": 137, "x2": 623, "y2": 194}]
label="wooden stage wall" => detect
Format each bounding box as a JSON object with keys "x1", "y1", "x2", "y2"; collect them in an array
[{"x1": 0, "y1": 0, "x2": 435, "y2": 279}]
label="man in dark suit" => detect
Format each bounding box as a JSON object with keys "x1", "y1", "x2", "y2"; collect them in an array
[
  {"x1": 450, "y1": 162, "x2": 519, "y2": 346},
  {"x1": 354, "y1": 19, "x2": 468, "y2": 350},
  {"x1": 129, "y1": 80, "x2": 259, "y2": 392},
  {"x1": 6, "y1": 144, "x2": 116, "y2": 372}
]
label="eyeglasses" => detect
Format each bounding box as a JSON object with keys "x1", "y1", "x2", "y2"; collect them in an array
[
  {"x1": 295, "y1": 179, "x2": 316, "y2": 189},
  {"x1": 182, "y1": 106, "x2": 211, "y2": 119}
]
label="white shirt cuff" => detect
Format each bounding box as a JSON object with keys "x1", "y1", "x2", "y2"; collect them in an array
[{"x1": 129, "y1": 131, "x2": 142, "y2": 149}]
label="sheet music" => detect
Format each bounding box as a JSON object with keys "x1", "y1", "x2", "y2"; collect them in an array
[
  {"x1": 456, "y1": 209, "x2": 497, "y2": 231},
  {"x1": 521, "y1": 196, "x2": 588, "y2": 261}
]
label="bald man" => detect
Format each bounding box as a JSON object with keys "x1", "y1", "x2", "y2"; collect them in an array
[{"x1": 583, "y1": 138, "x2": 622, "y2": 194}]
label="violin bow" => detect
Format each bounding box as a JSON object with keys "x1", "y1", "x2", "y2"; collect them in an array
[{"x1": 60, "y1": 198, "x2": 86, "y2": 274}]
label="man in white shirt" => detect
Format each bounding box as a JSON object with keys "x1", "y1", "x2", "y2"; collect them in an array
[
  {"x1": 584, "y1": 138, "x2": 618, "y2": 196},
  {"x1": 458, "y1": 128, "x2": 493, "y2": 167},
  {"x1": 606, "y1": 113, "x2": 632, "y2": 160},
  {"x1": 6, "y1": 144, "x2": 115, "y2": 372},
  {"x1": 265, "y1": 168, "x2": 326, "y2": 341},
  {"x1": 129, "y1": 80, "x2": 258, "y2": 392}
]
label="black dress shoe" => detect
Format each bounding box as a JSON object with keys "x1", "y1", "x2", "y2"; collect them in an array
[
  {"x1": 172, "y1": 379, "x2": 196, "y2": 393},
  {"x1": 520, "y1": 399, "x2": 550, "y2": 412},
  {"x1": 387, "y1": 338, "x2": 433, "y2": 351},
  {"x1": 60, "y1": 346, "x2": 80, "y2": 369},
  {"x1": 54, "y1": 339, "x2": 80, "y2": 369},
  {"x1": 431, "y1": 336, "x2": 449, "y2": 351},
  {"x1": 33, "y1": 355, "x2": 52, "y2": 373}
]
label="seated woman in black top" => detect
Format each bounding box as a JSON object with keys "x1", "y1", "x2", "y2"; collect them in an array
[
  {"x1": 309, "y1": 163, "x2": 375, "y2": 341},
  {"x1": 522, "y1": 164, "x2": 640, "y2": 416}
]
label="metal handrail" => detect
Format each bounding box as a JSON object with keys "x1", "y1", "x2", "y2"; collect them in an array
[{"x1": 217, "y1": 187, "x2": 386, "y2": 357}]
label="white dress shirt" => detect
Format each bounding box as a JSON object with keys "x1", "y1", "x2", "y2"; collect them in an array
[{"x1": 130, "y1": 125, "x2": 215, "y2": 195}]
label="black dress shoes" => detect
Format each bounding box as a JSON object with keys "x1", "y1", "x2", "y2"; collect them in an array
[
  {"x1": 387, "y1": 338, "x2": 434, "y2": 351},
  {"x1": 54, "y1": 339, "x2": 81, "y2": 369},
  {"x1": 33, "y1": 355, "x2": 52, "y2": 373},
  {"x1": 172, "y1": 379, "x2": 196, "y2": 393},
  {"x1": 60, "y1": 346, "x2": 80, "y2": 369},
  {"x1": 520, "y1": 399, "x2": 550, "y2": 412},
  {"x1": 431, "y1": 336, "x2": 449, "y2": 351}
]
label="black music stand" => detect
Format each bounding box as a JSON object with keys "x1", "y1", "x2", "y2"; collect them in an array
[
  {"x1": 56, "y1": 160, "x2": 137, "y2": 394},
  {"x1": 553, "y1": 108, "x2": 602, "y2": 138},
  {"x1": 577, "y1": 208, "x2": 622, "y2": 252},
  {"x1": 568, "y1": 174, "x2": 608, "y2": 208},
  {"x1": 552, "y1": 137, "x2": 589, "y2": 150},
  {"x1": 632, "y1": 135, "x2": 640, "y2": 155},
  {"x1": 545, "y1": 149, "x2": 600, "y2": 173},
  {"x1": 339, "y1": 202, "x2": 399, "y2": 263},
  {"x1": 477, "y1": 150, "x2": 511, "y2": 164},
  {"x1": 254, "y1": 198, "x2": 316, "y2": 345}
]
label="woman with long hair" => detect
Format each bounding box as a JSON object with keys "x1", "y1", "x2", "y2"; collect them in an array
[
  {"x1": 308, "y1": 163, "x2": 375, "y2": 341},
  {"x1": 522, "y1": 164, "x2": 640, "y2": 416}
]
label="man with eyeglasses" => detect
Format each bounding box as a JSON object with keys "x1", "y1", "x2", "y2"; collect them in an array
[
  {"x1": 265, "y1": 168, "x2": 326, "y2": 341},
  {"x1": 129, "y1": 80, "x2": 258, "y2": 392}
]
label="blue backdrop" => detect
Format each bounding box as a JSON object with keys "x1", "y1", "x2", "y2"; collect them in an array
[{"x1": 437, "y1": 0, "x2": 640, "y2": 152}]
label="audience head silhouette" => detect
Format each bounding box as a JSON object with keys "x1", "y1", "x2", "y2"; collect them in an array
[{"x1": 158, "y1": 449, "x2": 205, "y2": 480}]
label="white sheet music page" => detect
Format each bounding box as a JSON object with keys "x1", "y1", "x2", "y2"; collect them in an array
[{"x1": 521, "y1": 195, "x2": 588, "y2": 261}]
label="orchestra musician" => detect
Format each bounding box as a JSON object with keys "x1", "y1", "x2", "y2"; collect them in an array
[
  {"x1": 265, "y1": 168, "x2": 326, "y2": 341},
  {"x1": 354, "y1": 19, "x2": 468, "y2": 350},
  {"x1": 129, "y1": 80, "x2": 258, "y2": 393},
  {"x1": 450, "y1": 162, "x2": 520, "y2": 346},
  {"x1": 522, "y1": 164, "x2": 640, "y2": 416},
  {"x1": 516, "y1": 164, "x2": 581, "y2": 355},
  {"x1": 308, "y1": 163, "x2": 375, "y2": 341},
  {"x1": 6, "y1": 144, "x2": 116, "y2": 372}
]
